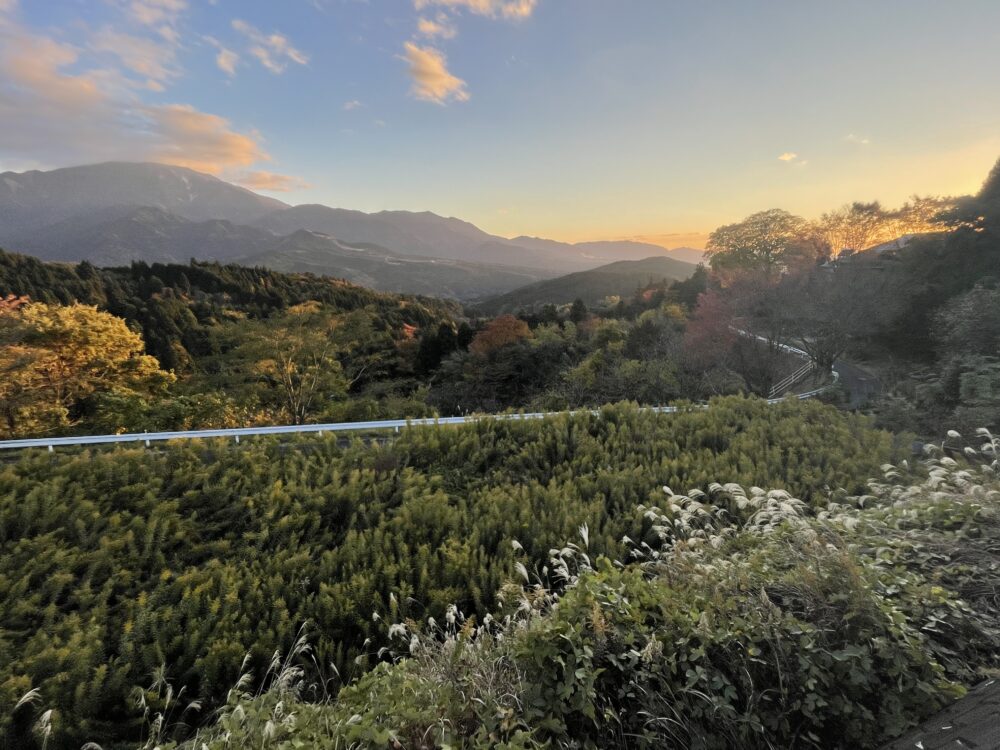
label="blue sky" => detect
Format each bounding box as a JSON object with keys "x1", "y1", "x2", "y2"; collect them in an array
[{"x1": 1, "y1": 0, "x2": 999, "y2": 247}]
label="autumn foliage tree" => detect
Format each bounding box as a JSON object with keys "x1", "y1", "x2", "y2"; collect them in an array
[
  {"x1": 469, "y1": 314, "x2": 531, "y2": 356},
  {"x1": 0, "y1": 302, "x2": 173, "y2": 437},
  {"x1": 705, "y1": 209, "x2": 828, "y2": 280},
  {"x1": 819, "y1": 197, "x2": 952, "y2": 256}
]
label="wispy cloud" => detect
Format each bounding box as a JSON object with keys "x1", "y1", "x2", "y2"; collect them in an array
[
  {"x1": 414, "y1": 0, "x2": 538, "y2": 20},
  {"x1": 234, "y1": 170, "x2": 311, "y2": 192},
  {"x1": 204, "y1": 35, "x2": 239, "y2": 76},
  {"x1": 124, "y1": 0, "x2": 187, "y2": 27},
  {"x1": 118, "y1": 0, "x2": 187, "y2": 46},
  {"x1": 417, "y1": 15, "x2": 457, "y2": 39},
  {"x1": 147, "y1": 103, "x2": 267, "y2": 173},
  {"x1": 343, "y1": 99, "x2": 363, "y2": 110},
  {"x1": 846, "y1": 133, "x2": 871, "y2": 145},
  {"x1": 90, "y1": 27, "x2": 179, "y2": 90},
  {"x1": 400, "y1": 42, "x2": 469, "y2": 104},
  {"x1": 778, "y1": 151, "x2": 808, "y2": 167},
  {"x1": 232, "y1": 19, "x2": 308, "y2": 74}
]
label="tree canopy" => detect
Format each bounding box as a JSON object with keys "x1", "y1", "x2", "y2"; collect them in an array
[
  {"x1": 705, "y1": 209, "x2": 828, "y2": 278},
  {"x1": 0, "y1": 302, "x2": 172, "y2": 437}
]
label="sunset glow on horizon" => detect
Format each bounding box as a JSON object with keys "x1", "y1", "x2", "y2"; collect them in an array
[{"x1": 1, "y1": 0, "x2": 999, "y2": 248}]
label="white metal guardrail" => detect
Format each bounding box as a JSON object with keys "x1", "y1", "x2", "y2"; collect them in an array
[
  {"x1": 0, "y1": 327, "x2": 840, "y2": 453},
  {"x1": 769, "y1": 360, "x2": 815, "y2": 399},
  {"x1": 0, "y1": 378, "x2": 839, "y2": 453}
]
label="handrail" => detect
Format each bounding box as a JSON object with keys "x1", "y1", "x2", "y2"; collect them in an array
[{"x1": 769, "y1": 361, "x2": 815, "y2": 398}]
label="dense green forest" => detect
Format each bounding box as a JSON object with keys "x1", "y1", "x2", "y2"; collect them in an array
[
  {"x1": 0, "y1": 398, "x2": 899, "y2": 748},
  {"x1": 0, "y1": 249, "x2": 749, "y2": 438},
  {"x1": 0, "y1": 255, "x2": 459, "y2": 435}
]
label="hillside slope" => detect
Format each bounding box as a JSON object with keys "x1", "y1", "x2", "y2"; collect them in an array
[
  {"x1": 479, "y1": 255, "x2": 698, "y2": 312},
  {"x1": 8, "y1": 205, "x2": 275, "y2": 266},
  {"x1": 0, "y1": 247, "x2": 457, "y2": 371},
  {"x1": 242, "y1": 231, "x2": 547, "y2": 299}
]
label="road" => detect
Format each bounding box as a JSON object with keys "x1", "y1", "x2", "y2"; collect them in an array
[{"x1": 882, "y1": 678, "x2": 1000, "y2": 749}]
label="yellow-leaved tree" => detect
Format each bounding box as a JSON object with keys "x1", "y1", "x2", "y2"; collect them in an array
[{"x1": 0, "y1": 300, "x2": 174, "y2": 438}]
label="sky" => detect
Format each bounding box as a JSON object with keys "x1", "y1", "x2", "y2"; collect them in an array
[{"x1": 1, "y1": 0, "x2": 999, "y2": 248}]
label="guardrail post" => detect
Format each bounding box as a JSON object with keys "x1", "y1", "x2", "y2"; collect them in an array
[
  {"x1": 235, "y1": 435, "x2": 240, "y2": 444},
  {"x1": 48, "y1": 445, "x2": 53, "y2": 453}
]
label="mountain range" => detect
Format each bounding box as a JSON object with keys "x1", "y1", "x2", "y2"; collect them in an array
[{"x1": 0, "y1": 162, "x2": 701, "y2": 299}]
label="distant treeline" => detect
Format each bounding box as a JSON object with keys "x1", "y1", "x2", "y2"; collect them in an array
[{"x1": 0, "y1": 252, "x2": 457, "y2": 371}]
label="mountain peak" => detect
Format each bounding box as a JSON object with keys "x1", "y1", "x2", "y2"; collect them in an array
[{"x1": 0, "y1": 161, "x2": 288, "y2": 237}]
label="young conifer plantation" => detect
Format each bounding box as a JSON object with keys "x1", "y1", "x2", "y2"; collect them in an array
[{"x1": 1, "y1": 398, "x2": 903, "y2": 748}]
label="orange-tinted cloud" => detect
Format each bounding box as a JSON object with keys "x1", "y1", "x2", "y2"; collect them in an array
[
  {"x1": 125, "y1": 0, "x2": 187, "y2": 27},
  {"x1": 401, "y1": 42, "x2": 468, "y2": 104},
  {"x1": 417, "y1": 15, "x2": 457, "y2": 39},
  {"x1": 145, "y1": 104, "x2": 268, "y2": 174},
  {"x1": 204, "y1": 35, "x2": 239, "y2": 76},
  {"x1": 234, "y1": 170, "x2": 311, "y2": 192},
  {"x1": 0, "y1": 21, "x2": 284, "y2": 178}
]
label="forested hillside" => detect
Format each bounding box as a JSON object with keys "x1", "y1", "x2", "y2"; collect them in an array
[
  {"x1": 0, "y1": 249, "x2": 456, "y2": 368},
  {"x1": 0, "y1": 247, "x2": 777, "y2": 440},
  {"x1": 477, "y1": 255, "x2": 698, "y2": 313},
  {"x1": 857, "y1": 161, "x2": 1000, "y2": 435},
  {"x1": 0, "y1": 398, "x2": 899, "y2": 748},
  {"x1": 0, "y1": 251, "x2": 458, "y2": 436}
]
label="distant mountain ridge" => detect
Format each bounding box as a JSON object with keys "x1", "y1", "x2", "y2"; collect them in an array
[
  {"x1": 479, "y1": 255, "x2": 698, "y2": 313},
  {"x1": 11, "y1": 206, "x2": 272, "y2": 266},
  {"x1": 240, "y1": 231, "x2": 546, "y2": 300},
  {"x1": 0, "y1": 162, "x2": 287, "y2": 236},
  {"x1": 0, "y1": 161, "x2": 697, "y2": 299}
]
